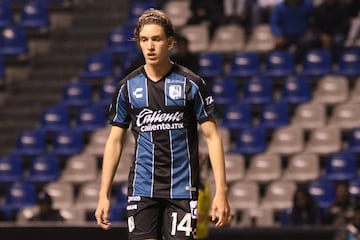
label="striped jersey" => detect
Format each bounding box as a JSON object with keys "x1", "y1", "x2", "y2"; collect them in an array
[{"x1": 109, "y1": 63, "x2": 216, "y2": 200}]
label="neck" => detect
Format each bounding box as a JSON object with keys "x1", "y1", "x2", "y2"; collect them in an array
[{"x1": 145, "y1": 59, "x2": 173, "y2": 82}]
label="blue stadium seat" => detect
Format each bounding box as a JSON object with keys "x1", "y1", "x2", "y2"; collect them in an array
[
  {"x1": 324, "y1": 151, "x2": 357, "y2": 181},
  {"x1": 40, "y1": 104, "x2": 71, "y2": 133},
  {"x1": 97, "y1": 79, "x2": 117, "y2": 107},
  {"x1": 349, "y1": 178, "x2": 360, "y2": 199},
  {"x1": 0, "y1": 0, "x2": 13, "y2": 28},
  {"x1": 26, "y1": 154, "x2": 60, "y2": 184},
  {"x1": 308, "y1": 179, "x2": 335, "y2": 209},
  {"x1": 300, "y1": 49, "x2": 332, "y2": 77},
  {"x1": 128, "y1": 1, "x2": 157, "y2": 24},
  {"x1": 259, "y1": 102, "x2": 290, "y2": 129},
  {"x1": 336, "y1": 48, "x2": 360, "y2": 77},
  {"x1": 234, "y1": 126, "x2": 266, "y2": 155},
  {"x1": 346, "y1": 128, "x2": 360, "y2": 154},
  {"x1": 279, "y1": 76, "x2": 312, "y2": 104},
  {"x1": 61, "y1": 81, "x2": 92, "y2": 108},
  {"x1": 51, "y1": 129, "x2": 83, "y2": 157},
  {"x1": 13, "y1": 128, "x2": 46, "y2": 157},
  {"x1": 17, "y1": 0, "x2": 50, "y2": 30},
  {"x1": 80, "y1": 50, "x2": 114, "y2": 81},
  {"x1": 209, "y1": 78, "x2": 238, "y2": 107},
  {"x1": 4, "y1": 182, "x2": 36, "y2": 210},
  {"x1": 106, "y1": 26, "x2": 136, "y2": 56},
  {"x1": 264, "y1": 50, "x2": 294, "y2": 78},
  {"x1": 0, "y1": 154, "x2": 23, "y2": 184},
  {"x1": 221, "y1": 102, "x2": 252, "y2": 131},
  {"x1": 0, "y1": 26, "x2": 28, "y2": 58},
  {"x1": 76, "y1": 105, "x2": 106, "y2": 133},
  {"x1": 242, "y1": 77, "x2": 273, "y2": 105},
  {"x1": 228, "y1": 51, "x2": 260, "y2": 78},
  {"x1": 198, "y1": 52, "x2": 224, "y2": 79}
]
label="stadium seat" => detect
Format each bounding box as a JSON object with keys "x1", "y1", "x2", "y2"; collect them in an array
[
  {"x1": 308, "y1": 179, "x2": 335, "y2": 209},
  {"x1": 329, "y1": 103, "x2": 360, "y2": 130},
  {"x1": 282, "y1": 152, "x2": 320, "y2": 182},
  {"x1": 228, "y1": 51, "x2": 260, "y2": 78},
  {"x1": 305, "y1": 127, "x2": 342, "y2": 155},
  {"x1": 75, "y1": 105, "x2": 106, "y2": 133},
  {"x1": 261, "y1": 180, "x2": 297, "y2": 209},
  {"x1": 209, "y1": 24, "x2": 245, "y2": 53},
  {"x1": 0, "y1": 0, "x2": 13, "y2": 28},
  {"x1": 61, "y1": 81, "x2": 92, "y2": 108},
  {"x1": 74, "y1": 180, "x2": 100, "y2": 210},
  {"x1": 300, "y1": 49, "x2": 332, "y2": 77},
  {"x1": 349, "y1": 178, "x2": 360, "y2": 199},
  {"x1": 312, "y1": 75, "x2": 349, "y2": 105},
  {"x1": 245, "y1": 24, "x2": 275, "y2": 53},
  {"x1": 4, "y1": 182, "x2": 37, "y2": 210},
  {"x1": 279, "y1": 76, "x2": 312, "y2": 105},
  {"x1": 224, "y1": 153, "x2": 245, "y2": 182},
  {"x1": 233, "y1": 126, "x2": 266, "y2": 155},
  {"x1": 245, "y1": 152, "x2": 282, "y2": 182},
  {"x1": 238, "y1": 207, "x2": 274, "y2": 227},
  {"x1": 97, "y1": 79, "x2": 117, "y2": 107},
  {"x1": 209, "y1": 78, "x2": 239, "y2": 108},
  {"x1": 0, "y1": 154, "x2": 23, "y2": 184},
  {"x1": 242, "y1": 77, "x2": 273, "y2": 105},
  {"x1": 263, "y1": 50, "x2": 294, "y2": 78},
  {"x1": 336, "y1": 48, "x2": 360, "y2": 77},
  {"x1": 51, "y1": 129, "x2": 83, "y2": 157},
  {"x1": 268, "y1": 126, "x2": 304, "y2": 155},
  {"x1": 40, "y1": 104, "x2": 71, "y2": 133},
  {"x1": 220, "y1": 102, "x2": 252, "y2": 131},
  {"x1": 324, "y1": 151, "x2": 357, "y2": 181},
  {"x1": 60, "y1": 153, "x2": 97, "y2": 184},
  {"x1": 349, "y1": 77, "x2": 360, "y2": 103},
  {"x1": 13, "y1": 128, "x2": 46, "y2": 157},
  {"x1": 163, "y1": 0, "x2": 191, "y2": 28},
  {"x1": 44, "y1": 181, "x2": 74, "y2": 209},
  {"x1": 259, "y1": 102, "x2": 290, "y2": 129},
  {"x1": 0, "y1": 26, "x2": 28, "y2": 58},
  {"x1": 80, "y1": 50, "x2": 114, "y2": 81},
  {"x1": 346, "y1": 128, "x2": 360, "y2": 154},
  {"x1": 180, "y1": 24, "x2": 210, "y2": 53},
  {"x1": 17, "y1": 0, "x2": 50, "y2": 31},
  {"x1": 106, "y1": 26, "x2": 136, "y2": 56},
  {"x1": 228, "y1": 181, "x2": 260, "y2": 210},
  {"x1": 83, "y1": 126, "x2": 111, "y2": 157},
  {"x1": 292, "y1": 101, "x2": 327, "y2": 130},
  {"x1": 198, "y1": 52, "x2": 224, "y2": 79},
  {"x1": 26, "y1": 153, "x2": 60, "y2": 184}
]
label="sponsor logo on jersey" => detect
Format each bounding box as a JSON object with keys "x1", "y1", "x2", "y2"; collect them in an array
[
  {"x1": 136, "y1": 108, "x2": 185, "y2": 132},
  {"x1": 127, "y1": 204, "x2": 138, "y2": 210},
  {"x1": 128, "y1": 196, "x2": 141, "y2": 202}
]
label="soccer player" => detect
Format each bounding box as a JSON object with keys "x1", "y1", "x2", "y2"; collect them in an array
[{"x1": 95, "y1": 8, "x2": 231, "y2": 240}]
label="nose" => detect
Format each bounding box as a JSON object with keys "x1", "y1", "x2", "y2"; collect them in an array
[{"x1": 147, "y1": 40, "x2": 154, "y2": 50}]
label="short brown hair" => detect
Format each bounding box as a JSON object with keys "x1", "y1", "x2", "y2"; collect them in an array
[{"x1": 133, "y1": 8, "x2": 175, "y2": 43}]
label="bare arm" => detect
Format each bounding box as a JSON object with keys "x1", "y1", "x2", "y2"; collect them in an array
[
  {"x1": 95, "y1": 126, "x2": 126, "y2": 230},
  {"x1": 200, "y1": 119, "x2": 231, "y2": 227}
]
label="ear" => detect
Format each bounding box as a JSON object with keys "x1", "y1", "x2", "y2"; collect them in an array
[{"x1": 168, "y1": 36, "x2": 175, "y2": 50}]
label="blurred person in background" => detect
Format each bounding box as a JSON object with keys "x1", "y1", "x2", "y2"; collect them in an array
[
  {"x1": 29, "y1": 191, "x2": 64, "y2": 222},
  {"x1": 270, "y1": 0, "x2": 315, "y2": 62},
  {"x1": 311, "y1": 0, "x2": 350, "y2": 61},
  {"x1": 325, "y1": 181, "x2": 355, "y2": 226},
  {"x1": 288, "y1": 187, "x2": 323, "y2": 225},
  {"x1": 334, "y1": 204, "x2": 360, "y2": 240}
]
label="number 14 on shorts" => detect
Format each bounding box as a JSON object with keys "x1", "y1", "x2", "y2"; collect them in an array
[{"x1": 171, "y1": 212, "x2": 193, "y2": 237}]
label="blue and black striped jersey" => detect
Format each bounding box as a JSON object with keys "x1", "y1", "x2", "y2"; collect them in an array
[{"x1": 109, "y1": 63, "x2": 216, "y2": 200}]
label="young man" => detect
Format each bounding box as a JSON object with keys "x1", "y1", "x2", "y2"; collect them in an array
[{"x1": 95, "y1": 9, "x2": 231, "y2": 240}]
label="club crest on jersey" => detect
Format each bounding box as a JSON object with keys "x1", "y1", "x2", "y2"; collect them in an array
[{"x1": 169, "y1": 84, "x2": 182, "y2": 100}]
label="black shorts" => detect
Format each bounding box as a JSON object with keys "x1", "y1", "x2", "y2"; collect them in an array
[{"x1": 127, "y1": 196, "x2": 198, "y2": 240}]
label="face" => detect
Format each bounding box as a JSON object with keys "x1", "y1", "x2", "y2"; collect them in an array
[{"x1": 138, "y1": 24, "x2": 174, "y2": 67}]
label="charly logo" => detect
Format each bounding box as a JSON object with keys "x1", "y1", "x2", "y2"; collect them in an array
[
  {"x1": 133, "y1": 87, "x2": 143, "y2": 98},
  {"x1": 136, "y1": 108, "x2": 185, "y2": 132}
]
